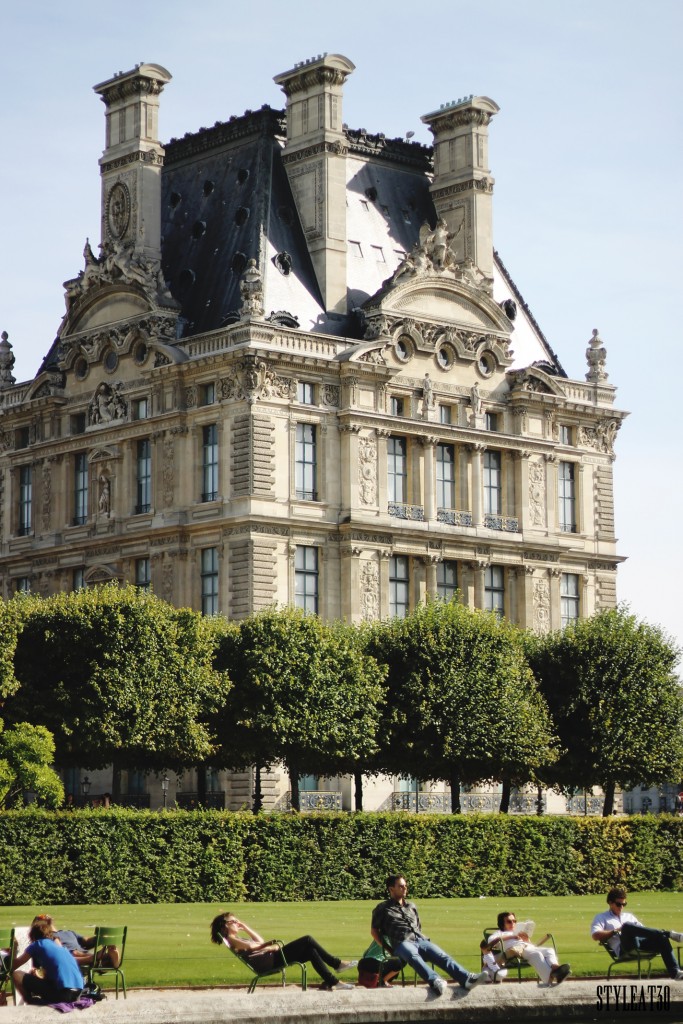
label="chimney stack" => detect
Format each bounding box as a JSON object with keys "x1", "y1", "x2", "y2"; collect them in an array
[
  {"x1": 274, "y1": 54, "x2": 355, "y2": 315},
  {"x1": 421, "y1": 96, "x2": 499, "y2": 280},
  {"x1": 93, "y1": 63, "x2": 172, "y2": 263}
]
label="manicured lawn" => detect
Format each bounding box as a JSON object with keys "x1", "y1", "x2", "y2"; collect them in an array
[{"x1": 2, "y1": 892, "x2": 681, "y2": 990}]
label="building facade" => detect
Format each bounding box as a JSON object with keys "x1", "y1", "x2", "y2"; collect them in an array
[{"x1": 0, "y1": 56, "x2": 628, "y2": 811}]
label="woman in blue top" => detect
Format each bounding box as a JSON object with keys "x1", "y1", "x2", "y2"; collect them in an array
[{"x1": 13, "y1": 920, "x2": 84, "y2": 1004}]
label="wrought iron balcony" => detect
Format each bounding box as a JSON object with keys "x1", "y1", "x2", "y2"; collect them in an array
[
  {"x1": 483, "y1": 513, "x2": 519, "y2": 532},
  {"x1": 437, "y1": 508, "x2": 473, "y2": 527},
  {"x1": 391, "y1": 791, "x2": 450, "y2": 812},
  {"x1": 388, "y1": 502, "x2": 425, "y2": 521}
]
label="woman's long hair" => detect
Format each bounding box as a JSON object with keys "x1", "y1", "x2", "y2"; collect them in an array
[{"x1": 210, "y1": 912, "x2": 232, "y2": 945}]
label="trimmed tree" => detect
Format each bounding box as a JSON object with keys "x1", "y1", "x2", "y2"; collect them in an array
[
  {"x1": 4, "y1": 585, "x2": 230, "y2": 792},
  {"x1": 364, "y1": 600, "x2": 557, "y2": 812},
  {"x1": 212, "y1": 607, "x2": 386, "y2": 810},
  {"x1": 0, "y1": 718, "x2": 64, "y2": 808},
  {"x1": 526, "y1": 606, "x2": 683, "y2": 815}
]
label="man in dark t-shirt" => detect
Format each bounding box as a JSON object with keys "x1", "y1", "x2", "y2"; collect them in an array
[{"x1": 371, "y1": 874, "x2": 490, "y2": 996}]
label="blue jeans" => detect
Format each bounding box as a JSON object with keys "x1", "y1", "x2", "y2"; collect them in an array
[
  {"x1": 620, "y1": 923, "x2": 679, "y2": 978},
  {"x1": 394, "y1": 938, "x2": 470, "y2": 987}
]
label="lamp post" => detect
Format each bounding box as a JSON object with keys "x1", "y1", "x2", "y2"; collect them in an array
[
  {"x1": 81, "y1": 776, "x2": 91, "y2": 796},
  {"x1": 161, "y1": 774, "x2": 169, "y2": 810}
]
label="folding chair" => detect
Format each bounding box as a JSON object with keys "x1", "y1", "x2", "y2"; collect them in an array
[
  {"x1": 87, "y1": 925, "x2": 127, "y2": 999},
  {"x1": 483, "y1": 927, "x2": 558, "y2": 983},
  {"x1": 0, "y1": 928, "x2": 16, "y2": 1005},
  {"x1": 600, "y1": 938, "x2": 660, "y2": 979}
]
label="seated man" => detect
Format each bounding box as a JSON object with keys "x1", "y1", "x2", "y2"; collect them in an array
[
  {"x1": 371, "y1": 874, "x2": 489, "y2": 996},
  {"x1": 484, "y1": 912, "x2": 570, "y2": 986},
  {"x1": 591, "y1": 887, "x2": 683, "y2": 980}
]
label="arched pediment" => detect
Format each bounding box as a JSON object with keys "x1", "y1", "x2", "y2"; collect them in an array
[
  {"x1": 62, "y1": 286, "x2": 153, "y2": 337},
  {"x1": 363, "y1": 273, "x2": 513, "y2": 336},
  {"x1": 84, "y1": 565, "x2": 121, "y2": 587},
  {"x1": 507, "y1": 365, "x2": 566, "y2": 397},
  {"x1": 24, "y1": 370, "x2": 65, "y2": 401}
]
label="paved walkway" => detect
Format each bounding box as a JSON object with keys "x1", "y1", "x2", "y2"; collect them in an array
[{"x1": 4, "y1": 980, "x2": 682, "y2": 1023}]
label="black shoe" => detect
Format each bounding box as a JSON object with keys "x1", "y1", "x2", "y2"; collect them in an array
[{"x1": 550, "y1": 964, "x2": 571, "y2": 985}]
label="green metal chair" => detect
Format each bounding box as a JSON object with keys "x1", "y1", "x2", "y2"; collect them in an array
[
  {"x1": 483, "y1": 927, "x2": 558, "y2": 983},
  {"x1": 87, "y1": 925, "x2": 127, "y2": 999},
  {"x1": 0, "y1": 928, "x2": 16, "y2": 1005},
  {"x1": 221, "y1": 937, "x2": 306, "y2": 993},
  {"x1": 600, "y1": 938, "x2": 660, "y2": 979}
]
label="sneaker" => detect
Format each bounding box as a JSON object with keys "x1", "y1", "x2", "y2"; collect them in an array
[
  {"x1": 338, "y1": 959, "x2": 358, "y2": 972},
  {"x1": 320, "y1": 981, "x2": 354, "y2": 991},
  {"x1": 668, "y1": 930, "x2": 683, "y2": 943},
  {"x1": 672, "y1": 970, "x2": 683, "y2": 981},
  {"x1": 465, "y1": 971, "x2": 491, "y2": 989},
  {"x1": 431, "y1": 977, "x2": 447, "y2": 995},
  {"x1": 550, "y1": 964, "x2": 571, "y2": 985}
]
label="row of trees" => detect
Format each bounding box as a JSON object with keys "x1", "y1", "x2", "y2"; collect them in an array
[{"x1": 1, "y1": 586, "x2": 682, "y2": 815}]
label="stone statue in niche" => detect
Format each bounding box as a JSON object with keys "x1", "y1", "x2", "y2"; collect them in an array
[
  {"x1": 470, "y1": 382, "x2": 482, "y2": 416},
  {"x1": 422, "y1": 373, "x2": 435, "y2": 418},
  {"x1": 89, "y1": 382, "x2": 127, "y2": 425},
  {"x1": 98, "y1": 475, "x2": 111, "y2": 516}
]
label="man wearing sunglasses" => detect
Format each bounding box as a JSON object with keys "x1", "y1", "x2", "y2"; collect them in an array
[{"x1": 591, "y1": 886, "x2": 683, "y2": 980}]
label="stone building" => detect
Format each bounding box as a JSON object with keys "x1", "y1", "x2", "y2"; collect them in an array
[{"x1": 0, "y1": 55, "x2": 627, "y2": 811}]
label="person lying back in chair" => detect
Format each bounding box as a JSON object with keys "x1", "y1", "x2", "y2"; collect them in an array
[
  {"x1": 484, "y1": 911, "x2": 570, "y2": 986},
  {"x1": 591, "y1": 887, "x2": 683, "y2": 980}
]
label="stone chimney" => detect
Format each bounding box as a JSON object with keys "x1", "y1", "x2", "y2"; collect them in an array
[
  {"x1": 93, "y1": 63, "x2": 172, "y2": 263},
  {"x1": 421, "y1": 96, "x2": 499, "y2": 280},
  {"x1": 274, "y1": 53, "x2": 355, "y2": 315}
]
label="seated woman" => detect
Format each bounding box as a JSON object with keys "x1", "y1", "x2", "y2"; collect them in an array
[
  {"x1": 484, "y1": 912, "x2": 570, "y2": 986},
  {"x1": 12, "y1": 920, "x2": 85, "y2": 1005},
  {"x1": 210, "y1": 912, "x2": 357, "y2": 991}
]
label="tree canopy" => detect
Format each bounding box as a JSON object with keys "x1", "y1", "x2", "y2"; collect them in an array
[
  {"x1": 526, "y1": 606, "x2": 683, "y2": 815},
  {"x1": 212, "y1": 607, "x2": 386, "y2": 809},
  {"x1": 0, "y1": 718, "x2": 63, "y2": 808},
  {"x1": 4, "y1": 585, "x2": 230, "y2": 778},
  {"x1": 363, "y1": 600, "x2": 557, "y2": 811}
]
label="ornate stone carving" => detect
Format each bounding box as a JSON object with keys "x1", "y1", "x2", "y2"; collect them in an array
[
  {"x1": 358, "y1": 436, "x2": 377, "y2": 506},
  {"x1": 89, "y1": 382, "x2": 127, "y2": 425},
  {"x1": 220, "y1": 357, "x2": 294, "y2": 404},
  {"x1": 0, "y1": 331, "x2": 16, "y2": 387},
  {"x1": 65, "y1": 238, "x2": 173, "y2": 308},
  {"x1": 106, "y1": 181, "x2": 131, "y2": 240},
  {"x1": 533, "y1": 575, "x2": 550, "y2": 633},
  {"x1": 578, "y1": 418, "x2": 620, "y2": 456},
  {"x1": 360, "y1": 560, "x2": 379, "y2": 621},
  {"x1": 162, "y1": 437, "x2": 175, "y2": 507},
  {"x1": 421, "y1": 374, "x2": 435, "y2": 419},
  {"x1": 585, "y1": 328, "x2": 608, "y2": 382},
  {"x1": 322, "y1": 384, "x2": 340, "y2": 407},
  {"x1": 239, "y1": 259, "x2": 264, "y2": 319},
  {"x1": 528, "y1": 458, "x2": 546, "y2": 527},
  {"x1": 41, "y1": 462, "x2": 52, "y2": 532},
  {"x1": 98, "y1": 473, "x2": 111, "y2": 517}
]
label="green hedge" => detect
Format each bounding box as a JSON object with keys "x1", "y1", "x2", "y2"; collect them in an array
[{"x1": 1, "y1": 810, "x2": 681, "y2": 905}]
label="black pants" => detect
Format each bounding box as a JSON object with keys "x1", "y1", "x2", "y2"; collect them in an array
[
  {"x1": 620, "y1": 923, "x2": 679, "y2": 978},
  {"x1": 274, "y1": 934, "x2": 341, "y2": 987},
  {"x1": 23, "y1": 974, "x2": 82, "y2": 1005}
]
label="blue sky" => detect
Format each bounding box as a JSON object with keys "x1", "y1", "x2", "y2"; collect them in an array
[{"x1": 2, "y1": 0, "x2": 682, "y2": 655}]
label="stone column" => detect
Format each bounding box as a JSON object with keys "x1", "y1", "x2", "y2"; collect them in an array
[
  {"x1": 544, "y1": 454, "x2": 557, "y2": 533},
  {"x1": 468, "y1": 444, "x2": 484, "y2": 526},
  {"x1": 420, "y1": 436, "x2": 437, "y2": 521}
]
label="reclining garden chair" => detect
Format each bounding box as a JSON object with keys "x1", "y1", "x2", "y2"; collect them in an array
[
  {"x1": 599, "y1": 938, "x2": 661, "y2": 980},
  {"x1": 0, "y1": 928, "x2": 16, "y2": 1005},
  {"x1": 483, "y1": 927, "x2": 558, "y2": 984},
  {"x1": 221, "y1": 937, "x2": 307, "y2": 993},
  {"x1": 87, "y1": 925, "x2": 127, "y2": 999}
]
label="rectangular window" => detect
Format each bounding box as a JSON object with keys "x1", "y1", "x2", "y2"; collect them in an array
[
  {"x1": 387, "y1": 437, "x2": 407, "y2": 503},
  {"x1": 349, "y1": 240, "x2": 363, "y2": 259},
  {"x1": 136, "y1": 439, "x2": 151, "y2": 514},
  {"x1": 295, "y1": 423, "x2": 317, "y2": 501},
  {"x1": 437, "y1": 560, "x2": 458, "y2": 601},
  {"x1": 295, "y1": 545, "x2": 319, "y2": 614},
  {"x1": 73, "y1": 568, "x2": 85, "y2": 591},
  {"x1": 485, "y1": 565, "x2": 505, "y2": 618},
  {"x1": 483, "y1": 450, "x2": 502, "y2": 515},
  {"x1": 558, "y1": 461, "x2": 576, "y2": 532},
  {"x1": 16, "y1": 576, "x2": 31, "y2": 594},
  {"x1": 70, "y1": 413, "x2": 86, "y2": 435},
  {"x1": 133, "y1": 398, "x2": 149, "y2": 420},
  {"x1": 200, "y1": 547, "x2": 219, "y2": 615},
  {"x1": 202, "y1": 424, "x2": 218, "y2": 501},
  {"x1": 297, "y1": 381, "x2": 315, "y2": 405},
  {"x1": 485, "y1": 412, "x2": 499, "y2": 432},
  {"x1": 200, "y1": 382, "x2": 215, "y2": 406},
  {"x1": 74, "y1": 453, "x2": 89, "y2": 525},
  {"x1": 436, "y1": 443, "x2": 455, "y2": 509},
  {"x1": 135, "y1": 557, "x2": 151, "y2": 592},
  {"x1": 559, "y1": 424, "x2": 572, "y2": 445},
  {"x1": 18, "y1": 464, "x2": 32, "y2": 536},
  {"x1": 371, "y1": 245, "x2": 385, "y2": 262},
  {"x1": 561, "y1": 573, "x2": 580, "y2": 627},
  {"x1": 389, "y1": 396, "x2": 404, "y2": 416},
  {"x1": 389, "y1": 555, "x2": 409, "y2": 619},
  {"x1": 16, "y1": 426, "x2": 30, "y2": 450},
  {"x1": 439, "y1": 404, "x2": 452, "y2": 425}
]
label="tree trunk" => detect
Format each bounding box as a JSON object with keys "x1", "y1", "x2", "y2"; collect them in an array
[
  {"x1": 252, "y1": 765, "x2": 263, "y2": 814},
  {"x1": 196, "y1": 766, "x2": 207, "y2": 806},
  {"x1": 354, "y1": 772, "x2": 363, "y2": 812},
  {"x1": 536, "y1": 784, "x2": 544, "y2": 815},
  {"x1": 289, "y1": 765, "x2": 300, "y2": 812},
  {"x1": 449, "y1": 771, "x2": 461, "y2": 813},
  {"x1": 499, "y1": 776, "x2": 511, "y2": 814},
  {"x1": 111, "y1": 761, "x2": 122, "y2": 801},
  {"x1": 603, "y1": 781, "x2": 616, "y2": 817}
]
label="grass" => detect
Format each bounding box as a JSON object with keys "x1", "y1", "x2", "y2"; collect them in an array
[{"x1": 2, "y1": 892, "x2": 681, "y2": 990}]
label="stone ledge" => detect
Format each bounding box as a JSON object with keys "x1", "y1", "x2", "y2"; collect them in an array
[{"x1": 5, "y1": 980, "x2": 682, "y2": 1023}]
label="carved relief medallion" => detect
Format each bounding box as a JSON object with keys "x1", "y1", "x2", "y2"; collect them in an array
[{"x1": 107, "y1": 182, "x2": 131, "y2": 240}]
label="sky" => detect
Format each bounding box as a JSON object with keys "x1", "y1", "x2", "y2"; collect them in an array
[{"x1": 1, "y1": 0, "x2": 682, "y2": 655}]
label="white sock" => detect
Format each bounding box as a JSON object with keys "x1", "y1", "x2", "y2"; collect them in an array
[{"x1": 669, "y1": 929, "x2": 683, "y2": 943}]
